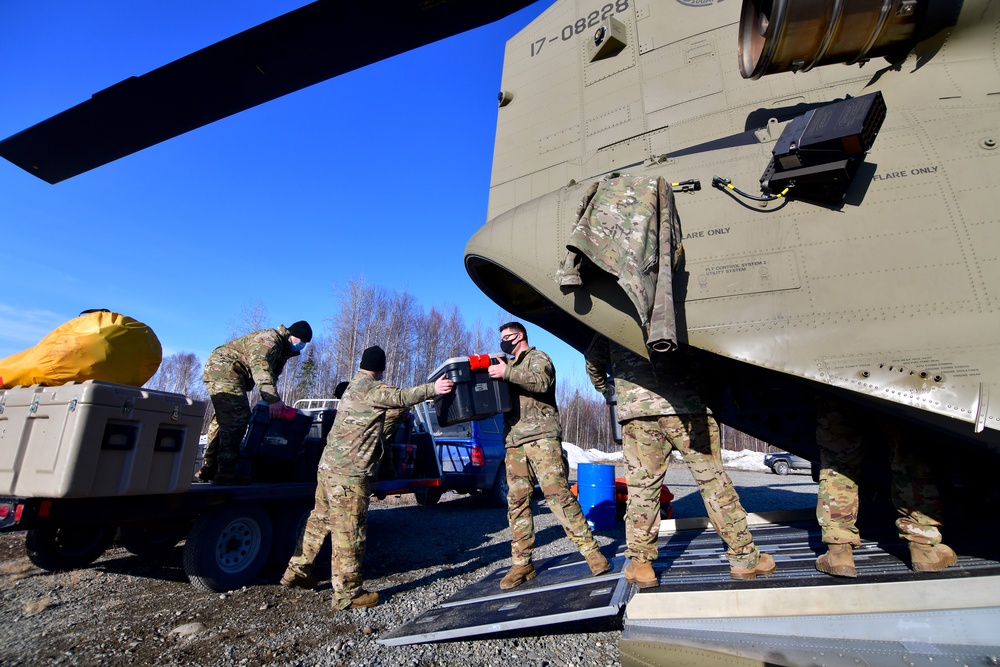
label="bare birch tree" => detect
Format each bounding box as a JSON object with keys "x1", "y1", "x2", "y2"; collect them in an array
[
  {"x1": 558, "y1": 375, "x2": 617, "y2": 451},
  {"x1": 330, "y1": 276, "x2": 386, "y2": 381},
  {"x1": 144, "y1": 352, "x2": 206, "y2": 398},
  {"x1": 226, "y1": 299, "x2": 270, "y2": 340},
  {"x1": 468, "y1": 317, "x2": 496, "y2": 356},
  {"x1": 441, "y1": 305, "x2": 472, "y2": 360},
  {"x1": 411, "y1": 307, "x2": 448, "y2": 385},
  {"x1": 382, "y1": 290, "x2": 419, "y2": 385}
]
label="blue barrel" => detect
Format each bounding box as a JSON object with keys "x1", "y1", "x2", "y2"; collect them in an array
[{"x1": 577, "y1": 463, "x2": 616, "y2": 531}]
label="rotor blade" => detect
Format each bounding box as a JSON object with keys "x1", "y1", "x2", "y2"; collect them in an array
[{"x1": 0, "y1": 0, "x2": 537, "y2": 184}]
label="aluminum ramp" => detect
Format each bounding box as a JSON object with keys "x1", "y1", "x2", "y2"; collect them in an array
[{"x1": 378, "y1": 547, "x2": 630, "y2": 646}]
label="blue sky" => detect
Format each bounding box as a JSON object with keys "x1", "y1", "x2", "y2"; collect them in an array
[{"x1": 0, "y1": 1, "x2": 595, "y2": 391}]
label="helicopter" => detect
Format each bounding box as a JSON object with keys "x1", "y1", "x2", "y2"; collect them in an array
[
  {"x1": 457, "y1": 0, "x2": 1000, "y2": 662},
  {"x1": 464, "y1": 0, "x2": 1000, "y2": 463},
  {"x1": 2, "y1": 0, "x2": 999, "y2": 664}
]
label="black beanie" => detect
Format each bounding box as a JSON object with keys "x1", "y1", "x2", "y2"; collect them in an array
[
  {"x1": 288, "y1": 321, "x2": 312, "y2": 342},
  {"x1": 359, "y1": 345, "x2": 386, "y2": 372}
]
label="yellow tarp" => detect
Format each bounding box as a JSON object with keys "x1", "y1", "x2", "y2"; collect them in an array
[{"x1": 0, "y1": 310, "x2": 162, "y2": 389}]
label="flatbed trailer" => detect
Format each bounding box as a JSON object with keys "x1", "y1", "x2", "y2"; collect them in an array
[
  {"x1": 0, "y1": 398, "x2": 447, "y2": 594},
  {"x1": 0, "y1": 387, "x2": 499, "y2": 592},
  {"x1": 0, "y1": 470, "x2": 444, "y2": 593}
]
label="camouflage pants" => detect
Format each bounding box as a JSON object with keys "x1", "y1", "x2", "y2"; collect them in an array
[
  {"x1": 287, "y1": 470, "x2": 370, "y2": 610},
  {"x1": 622, "y1": 414, "x2": 758, "y2": 568},
  {"x1": 203, "y1": 379, "x2": 251, "y2": 474},
  {"x1": 506, "y1": 438, "x2": 599, "y2": 565},
  {"x1": 816, "y1": 399, "x2": 944, "y2": 546}
]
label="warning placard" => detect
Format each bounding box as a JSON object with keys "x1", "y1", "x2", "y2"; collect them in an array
[{"x1": 686, "y1": 250, "x2": 800, "y2": 300}]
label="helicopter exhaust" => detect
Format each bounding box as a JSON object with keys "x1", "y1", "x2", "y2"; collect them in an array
[{"x1": 738, "y1": 0, "x2": 961, "y2": 79}]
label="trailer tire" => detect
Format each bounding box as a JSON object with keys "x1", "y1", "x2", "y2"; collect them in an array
[
  {"x1": 415, "y1": 488, "x2": 443, "y2": 506},
  {"x1": 25, "y1": 525, "x2": 117, "y2": 571},
  {"x1": 119, "y1": 523, "x2": 188, "y2": 560},
  {"x1": 184, "y1": 506, "x2": 273, "y2": 592}
]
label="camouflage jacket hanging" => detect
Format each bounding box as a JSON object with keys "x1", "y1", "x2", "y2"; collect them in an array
[{"x1": 556, "y1": 173, "x2": 683, "y2": 352}]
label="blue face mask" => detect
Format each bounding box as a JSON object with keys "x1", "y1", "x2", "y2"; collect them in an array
[{"x1": 289, "y1": 340, "x2": 307, "y2": 353}]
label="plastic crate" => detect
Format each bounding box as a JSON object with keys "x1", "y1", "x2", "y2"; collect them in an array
[
  {"x1": 242, "y1": 403, "x2": 313, "y2": 461},
  {"x1": 428, "y1": 355, "x2": 511, "y2": 427}
]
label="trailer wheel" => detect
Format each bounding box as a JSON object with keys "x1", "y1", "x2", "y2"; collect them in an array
[
  {"x1": 119, "y1": 523, "x2": 188, "y2": 560},
  {"x1": 25, "y1": 525, "x2": 117, "y2": 571},
  {"x1": 183, "y1": 506, "x2": 273, "y2": 592},
  {"x1": 414, "y1": 488, "x2": 443, "y2": 506}
]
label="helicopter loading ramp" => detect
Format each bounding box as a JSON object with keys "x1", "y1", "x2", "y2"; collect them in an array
[
  {"x1": 378, "y1": 548, "x2": 631, "y2": 646},
  {"x1": 381, "y1": 511, "x2": 1000, "y2": 666}
]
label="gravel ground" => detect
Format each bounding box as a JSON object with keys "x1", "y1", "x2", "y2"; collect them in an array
[{"x1": 0, "y1": 467, "x2": 817, "y2": 667}]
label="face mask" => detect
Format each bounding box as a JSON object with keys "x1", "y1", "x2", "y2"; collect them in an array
[
  {"x1": 500, "y1": 338, "x2": 517, "y2": 355},
  {"x1": 289, "y1": 340, "x2": 306, "y2": 353}
]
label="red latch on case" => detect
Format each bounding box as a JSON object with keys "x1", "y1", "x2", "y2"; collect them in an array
[{"x1": 468, "y1": 354, "x2": 492, "y2": 371}]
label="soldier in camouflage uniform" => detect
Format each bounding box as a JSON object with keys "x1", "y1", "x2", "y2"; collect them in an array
[
  {"x1": 281, "y1": 345, "x2": 455, "y2": 610},
  {"x1": 585, "y1": 334, "x2": 776, "y2": 588},
  {"x1": 815, "y1": 397, "x2": 957, "y2": 577},
  {"x1": 487, "y1": 322, "x2": 610, "y2": 589},
  {"x1": 200, "y1": 321, "x2": 312, "y2": 485}
]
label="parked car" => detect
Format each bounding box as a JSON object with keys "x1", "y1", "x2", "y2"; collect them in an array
[
  {"x1": 764, "y1": 452, "x2": 812, "y2": 476},
  {"x1": 421, "y1": 403, "x2": 569, "y2": 507},
  {"x1": 423, "y1": 409, "x2": 507, "y2": 506}
]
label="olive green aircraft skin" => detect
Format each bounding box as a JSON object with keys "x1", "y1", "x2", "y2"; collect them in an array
[{"x1": 465, "y1": 0, "x2": 1000, "y2": 454}]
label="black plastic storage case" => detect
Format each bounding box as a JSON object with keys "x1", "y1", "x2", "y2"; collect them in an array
[
  {"x1": 242, "y1": 403, "x2": 313, "y2": 461},
  {"x1": 427, "y1": 355, "x2": 511, "y2": 427}
]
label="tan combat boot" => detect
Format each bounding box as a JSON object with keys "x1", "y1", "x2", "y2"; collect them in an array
[
  {"x1": 280, "y1": 566, "x2": 318, "y2": 590},
  {"x1": 623, "y1": 559, "x2": 658, "y2": 589},
  {"x1": 585, "y1": 549, "x2": 610, "y2": 576},
  {"x1": 349, "y1": 590, "x2": 379, "y2": 608},
  {"x1": 730, "y1": 552, "x2": 777, "y2": 580},
  {"x1": 499, "y1": 563, "x2": 536, "y2": 590},
  {"x1": 816, "y1": 543, "x2": 857, "y2": 578},
  {"x1": 909, "y1": 543, "x2": 957, "y2": 572},
  {"x1": 196, "y1": 464, "x2": 216, "y2": 482}
]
